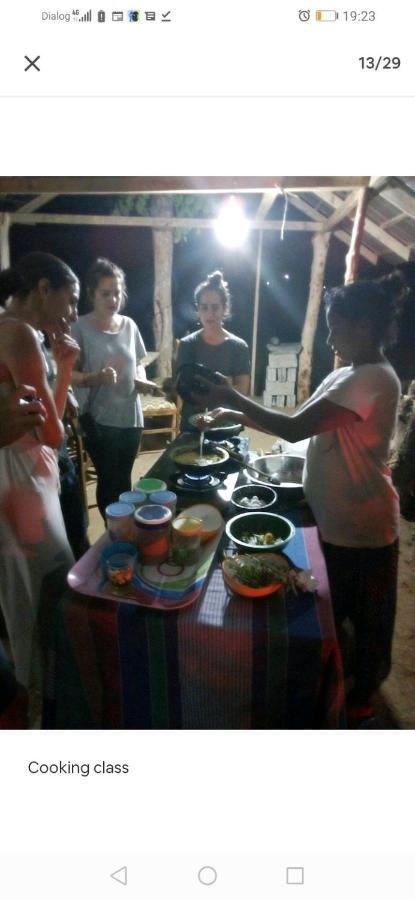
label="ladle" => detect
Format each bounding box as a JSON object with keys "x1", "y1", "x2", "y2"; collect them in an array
[{"x1": 223, "y1": 447, "x2": 281, "y2": 485}]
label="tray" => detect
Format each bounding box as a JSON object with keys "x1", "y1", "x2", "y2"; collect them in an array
[{"x1": 67, "y1": 525, "x2": 224, "y2": 611}]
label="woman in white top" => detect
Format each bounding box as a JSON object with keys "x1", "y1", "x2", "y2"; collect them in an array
[
  {"x1": 196, "y1": 276, "x2": 404, "y2": 724},
  {"x1": 71, "y1": 258, "x2": 162, "y2": 519}
]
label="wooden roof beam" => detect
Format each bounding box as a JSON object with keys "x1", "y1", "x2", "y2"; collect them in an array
[
  {"x1": 322, "y1": 190, "x2": 360, "y2": 231},
  {"x1": 314, "y1": 189, "x2": 411, "y2": 260},
  {"x1": 255, "y1": 190, "x2": 280, "y2": 220},
  {"x1": 286, "y1": 193, "x2": 378, "y2": 265},
  {"x1": 380, "y1": 185, "x2": 415, "y2": 221},
  {"x1": 0, "y1": 176, "x2": 371, "y2": 195},
  {"x1": 9, "y1": 212, "x2": 322, "y2": 231},
  {"x1": 17, "y1": 193, "x2": 58, "y2": 213}
]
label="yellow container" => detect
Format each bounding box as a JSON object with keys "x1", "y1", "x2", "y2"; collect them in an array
[{"x1": 171, "y1": 515, "x2": 203, "y2": 566}]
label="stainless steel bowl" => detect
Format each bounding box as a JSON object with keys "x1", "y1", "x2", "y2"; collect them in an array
[{"x1": 248, "y1": 454, "x2": 305, "y2": 503}]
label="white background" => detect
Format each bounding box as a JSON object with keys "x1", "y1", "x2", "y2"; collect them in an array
[
  {"x1": 0, "y1": 46, "x2": 415, "y2": 899},
  {"x1": 1, "y1": 0, "x2": 414, "y2": 96}
]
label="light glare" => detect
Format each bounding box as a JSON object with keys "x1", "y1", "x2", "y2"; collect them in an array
[{"x1": 214, "y1": 197, "x2": 249, "y2": 248}]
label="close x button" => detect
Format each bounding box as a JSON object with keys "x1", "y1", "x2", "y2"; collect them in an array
[{"x1": 24, "y1": 55, "x2": 41, "y2": 72}]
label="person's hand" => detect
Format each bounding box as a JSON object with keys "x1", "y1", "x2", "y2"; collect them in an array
[
  {"x1": 0, "y1": 385, "x2": 46, "y2": 448},
  {"x1": 134, "y1": 378, "x2": 165, "y2": 397},
  {"x1": 98, "y1": 366, "x2": 118, "y2": 386},
  {"x1": 191, "y1": 377, "x2": 234, "y2": 409},
  {"x1": 49, "y1": 318, "x2": 80, "y2": 372},
  {"x1": 193, "y1": 408, "x2": 244, "y2": 431}
]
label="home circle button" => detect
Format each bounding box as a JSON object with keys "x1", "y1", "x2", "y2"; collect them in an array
[{"x1": 198, "y1": 866, "x2": 218, "y2": 886}]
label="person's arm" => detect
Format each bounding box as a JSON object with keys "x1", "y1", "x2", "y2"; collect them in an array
[
  {"x1": 71, "y1": 367, "x2": 118, "y2": 388},
  {"x1": 2, "y1": 321, "x2": 66, "y2": 449},
  {"x1": 197, "y1": 382, "x2": 360, "y2": 442},
  {"x1": 0, "y1": 385, "x2": 46, "y2": 448},
  {"x1": 232, "y1": 373, "x2": 250, "y2": 395},
  {"x1": 134, "y1": 364, "x2": 164, "y2": 396}
]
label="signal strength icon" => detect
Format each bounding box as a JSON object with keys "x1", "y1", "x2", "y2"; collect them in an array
[{"x1": 79, "y1": 9, "x2": 92, "y2": 20}]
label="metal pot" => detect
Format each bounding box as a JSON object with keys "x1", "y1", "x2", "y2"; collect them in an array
[
  {"x1": 248, "y1": 454, "x2": 305, "y2": 504},
  {"x1": 169, "y1": 441, "x2": 229, "y2": 475}
]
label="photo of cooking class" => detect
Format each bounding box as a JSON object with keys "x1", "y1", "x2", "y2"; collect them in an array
[{"x1": 0, "y1": 176, "x2": 414, "y2": 731}]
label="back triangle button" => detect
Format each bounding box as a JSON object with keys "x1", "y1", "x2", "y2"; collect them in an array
[{"x1": 110, "y1": 866, "x2": 128, "y2": 886}]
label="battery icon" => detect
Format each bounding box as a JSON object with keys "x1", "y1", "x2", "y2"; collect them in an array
[
  {"x1": 316, "y1": 10, "x2": 338, "y2": 20},
  {"x1": 98, "y1": 9, "x2": 106, "y2": 21}
]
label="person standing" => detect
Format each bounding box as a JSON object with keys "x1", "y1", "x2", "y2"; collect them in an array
[
  {"x1": 71, "y1": 258, "x2": 163, "y2": 519},
  {"x1": 175, "y1": 270, "x2": 250, "y2": 431},
  {"x1": 0, "y1": 252, "x2": 79, "y2": 719},
  {"x1": 196, "y1": 277, "x2": 402, "y2": 725}
]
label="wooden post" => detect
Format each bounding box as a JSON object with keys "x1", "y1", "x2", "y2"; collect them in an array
[
  {"x1": 150, "y1": 195, "x2": 174, "y2": 381},
  {"x1": 250, "y1": 229, "x2": 263, "y2": 397},
  {"x1": 297, "y1": 231, "x2": 331, "y2": 404},
  {"x1": 333, "y1": 186, "x2": 372, "y2": 367},
  {"x1": 345, "y1": 187, "x2": 371, "y2": 284},
  {"x1": 0, "y1": 213, "x2": 11, "y2": 270}
]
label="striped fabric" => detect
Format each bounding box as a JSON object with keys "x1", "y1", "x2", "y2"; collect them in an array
[{"x1": 46, "y1": 508, "x2": 345, "y2": 729}]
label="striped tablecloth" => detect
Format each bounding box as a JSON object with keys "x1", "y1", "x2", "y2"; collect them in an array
[{"x1": 46, "y1": 507, "x2": 345, "y2": 729}]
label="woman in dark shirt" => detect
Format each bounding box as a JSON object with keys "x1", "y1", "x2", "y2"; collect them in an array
[{"x1": 176, "y1": 271, "x2": 250, "y2": 431}]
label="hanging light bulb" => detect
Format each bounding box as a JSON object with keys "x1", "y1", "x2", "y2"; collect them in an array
[{"x1": 214, "y1": 196, "x2": 250, "y2": 249}]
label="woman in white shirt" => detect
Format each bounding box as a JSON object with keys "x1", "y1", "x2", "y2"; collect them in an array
[
  {"x1": 72, "y1": 258, "x2": 162, "y2": 519},
  {"x1": 197, "y1": 276, "x2": 404, "y2": 725}
]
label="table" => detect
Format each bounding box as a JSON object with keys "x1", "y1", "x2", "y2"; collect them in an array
[{"x1": 46, "y1": 445, "x2": 345, "y2": 729}]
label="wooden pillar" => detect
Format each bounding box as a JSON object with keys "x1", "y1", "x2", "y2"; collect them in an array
[
  {"x1": 150, "y1": 196, "x2": 174, "y2": 380},
  {"x1": 333, "y1": 186, "x2": 371, "y2": 367},
  {"x1": 297, "y1": 231, "x2": 331, "y2": 404},
  {"x1": 250, "y1": 229, "x2": 263, "y2": 397},
  {"x1": 0, "y1": 213, "x2": 11, "y2": 270},
  {"x1": 345, "y1": 187, "x2": 371, "y2": 284}
]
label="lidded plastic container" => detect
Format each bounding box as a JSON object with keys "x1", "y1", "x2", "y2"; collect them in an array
[
  {"x1": 171, "y1": 515, "x2": 203, "y2": 566},
  {"x1": 105, "y1": 502, "x2": 135, "y2": 542},
  {"x1": 148, "y1": 490, "x2": 177, "y2": 517},
  {"x1": 134, "y1": 504, "x2": 172, "y2": 565},
  {"x1": 133, "y1": 477, "x2": 167, "y2": 497},
  {"x1": 119, "y1": 489, "x2": 147, "y2": 509}
]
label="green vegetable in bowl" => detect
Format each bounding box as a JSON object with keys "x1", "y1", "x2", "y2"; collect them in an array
[{"x1": 226, "y1": 556, "x2": 288, "y2": 588}]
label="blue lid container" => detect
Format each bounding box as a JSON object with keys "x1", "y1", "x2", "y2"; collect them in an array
[
  {"x1": 149, "y1": 490, "x2": 177, "y2": 508},
  {"x1": 119, "y1": 490, "x2": 147, "y2": 507},
  {"x1": 105, "y1": 501, "x2": 135, "y2": 518},
  {"x1": 134, "y1": 504, "x2": 172, "y2": 528}
]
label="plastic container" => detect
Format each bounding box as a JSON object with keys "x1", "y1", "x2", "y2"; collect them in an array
[
  {"x1": 148, "y1": 490, "x2": 177, "y2": 517},
  {"x1": 107, "y1": 552, "x2": 137, "y2": 588},
  {"x1": 134, "y1": 504, "x2": 172, "y2": 565},
  {"x1": 119, "y1": 489, "x2": 147, "y2": 509},
  {"x1": 105, "y1": 502, "x2": 135, "y2": 542},
  {"x1": 171, "y1": 515, "x2": 203, "y2": 566},
  {"x1": 133, "y1": 477, "x2": 167, "y2": 497},
  {"x1": 101, "y1": 541, "x2": 138, "y2": 575}
]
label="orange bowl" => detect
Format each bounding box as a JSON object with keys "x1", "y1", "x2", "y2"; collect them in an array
[{"x1": 222, "y1": 555, "x2": 284, "y2": 598}]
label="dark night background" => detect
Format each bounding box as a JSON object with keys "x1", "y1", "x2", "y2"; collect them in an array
[{"x1": 6, "y1": 192, "x2": 414, "y2": 393}]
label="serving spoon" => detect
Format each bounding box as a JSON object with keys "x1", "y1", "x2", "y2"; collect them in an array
[{"x1": 217, "y1": 445, "x2": 281, "y2": 485}]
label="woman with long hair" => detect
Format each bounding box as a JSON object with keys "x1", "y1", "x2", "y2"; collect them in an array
[{"x1": 0, "y1": 252, "x2": 80, "y2": 718}]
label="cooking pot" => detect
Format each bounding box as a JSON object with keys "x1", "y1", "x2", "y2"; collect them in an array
[
  {"x1": 168, "y1": 440, "x2": 229, "y2": 475},
  {"x1": 248, "y1": 454, "x2": 305, "y2": 504}
]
